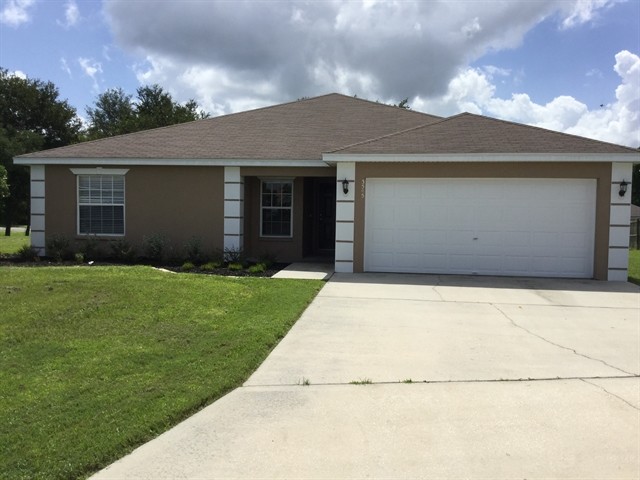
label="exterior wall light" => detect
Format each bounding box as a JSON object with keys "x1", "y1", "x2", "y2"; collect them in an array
[
  {"x1": 342, "y1": 178, "x2": 349, "y2": 195},
  {"x1": 619, "y1": 180, "x2": 628, "y2": 197}
]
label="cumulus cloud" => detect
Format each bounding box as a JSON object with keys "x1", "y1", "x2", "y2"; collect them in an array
[
  {"x1": 413, "y1": 50, "x2": 640, "y2": 147},
  {"x1": 57, "y1": 0, "x2": 80, "y2": 28},
  {"x1": 0, "y1": 0, "x2": 35, "y2": 27}
]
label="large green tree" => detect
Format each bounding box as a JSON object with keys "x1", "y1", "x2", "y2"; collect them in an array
[
  {"x1": 0, "y1": 68, "x2": 82, "y2": 235},
  {"x1": 86, "y1": 84, "x2": 208, "y2": 139}
]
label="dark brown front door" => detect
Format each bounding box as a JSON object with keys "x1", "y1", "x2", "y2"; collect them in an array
[{"x1": 303, "y1": 178, "x2": 336, "y2": 257}]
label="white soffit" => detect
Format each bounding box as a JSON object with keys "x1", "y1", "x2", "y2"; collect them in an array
[{"x1": 323, "y1": 153, "x2": 640, "y2": 164}]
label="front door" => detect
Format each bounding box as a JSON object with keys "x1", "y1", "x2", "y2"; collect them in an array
[{"x1": 303, "y1": 178, "x2": 336, "y2": 257}]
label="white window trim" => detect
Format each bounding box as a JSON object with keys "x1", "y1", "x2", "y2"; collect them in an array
[
  {"x1": 75, "y1": 172, "x2": 126, "y2": 237},
  {"x1": 260, "y1": 178, "x2": 294, "y2": 239}
]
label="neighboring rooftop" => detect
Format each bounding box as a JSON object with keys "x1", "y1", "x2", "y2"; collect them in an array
[
  {"x1": 17, "y1": 93, "x2": 441, "y2": 161},
  {"x1": 331, "y1": 112, "x2": 638, "y2": 155}
]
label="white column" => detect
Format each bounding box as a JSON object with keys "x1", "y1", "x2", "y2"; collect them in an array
[
  {"x1": 608, "y1": 162, "x2": 632, "y2": 281},
  {"x1": 223, "y1": 167, "x2": 244, "y2": 257},
  {"x1": 30, "y1": 165, "x2": 46, "y2": 256},
  {"x1": 335, "y1": 162, "x2": 355, "y2": 273}
]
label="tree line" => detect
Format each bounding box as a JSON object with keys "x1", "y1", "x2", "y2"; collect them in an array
[{"x1": 0, "y1": 68, "x2": 208, "y2": 234}]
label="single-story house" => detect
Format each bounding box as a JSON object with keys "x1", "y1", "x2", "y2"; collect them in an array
[{"x1": 14, "y1": 93, "x2": 639, "y2": 280}]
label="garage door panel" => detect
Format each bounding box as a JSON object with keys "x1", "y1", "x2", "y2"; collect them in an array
[{"x1": 365, "y1": 178, "x2": 595, "y2": 278}]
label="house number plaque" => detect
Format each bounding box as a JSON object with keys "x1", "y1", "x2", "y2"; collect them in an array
[{"x1": 361, "y1": 179, "x2": 365, "y2": 199}]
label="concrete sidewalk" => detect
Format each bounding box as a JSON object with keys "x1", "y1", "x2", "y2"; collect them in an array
[{"x1": 93, "y1": 274, "x2": 640, "y2": 479}]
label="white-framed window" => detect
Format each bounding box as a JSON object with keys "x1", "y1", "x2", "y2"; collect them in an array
[
  {"x1": 76, "y1": 172, "x2": 125, "y2": 236},
  {"x1": 261, "y1": 180, "x2": 293, "y2": 237}
]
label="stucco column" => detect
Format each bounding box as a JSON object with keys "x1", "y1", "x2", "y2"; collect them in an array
[
  {"x1": 223, "y1": 167, "x2": 244, "y2": 257},
  {"x1": 30, "y1": 165, "x2": 46, "y2": 256},
  {"x1": 335, "y1": 162, "x2": 355, "y2": 273},
  {"x1": 608, "y1": 162, "x2": 632, "y2": 281}
]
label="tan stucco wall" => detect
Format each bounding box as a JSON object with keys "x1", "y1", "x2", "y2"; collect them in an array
[
  {"x1": 45, "y1": 165, "x2": 225, "y2": 255},
  {"x1": 352, "y1": 162, "x2": 611, "y2": 280}
]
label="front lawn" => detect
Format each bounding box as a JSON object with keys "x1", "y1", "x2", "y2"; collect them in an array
[
  {"x1": 628, "y1": 249, "x2": 640, "y2": 285},
  {"x1": 0, "y1": 266, "x2": 323, "y2": 479}
]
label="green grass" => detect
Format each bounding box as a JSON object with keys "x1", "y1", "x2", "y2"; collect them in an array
[
  {"x1": 0, "y1": 266, "x2": 323, "y2": 479},
  {"x1": 628, "y1": 249, "x2": 640, "y2": 285},
  {"x1": 0, "y1": 229, "x2": 29, "y2": 255}
]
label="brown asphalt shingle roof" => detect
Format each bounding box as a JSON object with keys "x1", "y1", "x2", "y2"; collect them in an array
[
  {"x1": 330, "y1": 112, "x2": 638, "y2": 155},
  {"x1": 18, "y1": 93, "x2": 441, "y2": 160}
]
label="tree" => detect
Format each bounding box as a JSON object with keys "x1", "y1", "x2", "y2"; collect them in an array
[
  {"x1": 0, "y1": 68, "x2": 82, "y2": 235},
  {"x1": 85, "y1": 88, "x2": 135, "y2": 139},
  {"x1": 86, "y1": 84, "x2": 208, "y2": 139}
]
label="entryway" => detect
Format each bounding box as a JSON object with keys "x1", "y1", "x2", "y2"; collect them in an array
[{"x1": 303, "y1": 177, "x2": 336, "y2": 259}]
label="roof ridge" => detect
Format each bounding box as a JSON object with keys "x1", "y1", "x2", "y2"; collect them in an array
[
  {"x1": 459, "y1": 112, "x2": 640, "y2": 153},
  {"x1": 327, "y1": 114, "x2": 455, "y2": 153}
]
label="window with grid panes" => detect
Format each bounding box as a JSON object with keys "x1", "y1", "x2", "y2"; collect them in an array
[
  {"x1": 78, "y1": 175, "x2": 125, "y2": 235},
  {"x1": 261, "y1": 180, "x2": 292, "y2": 237}
]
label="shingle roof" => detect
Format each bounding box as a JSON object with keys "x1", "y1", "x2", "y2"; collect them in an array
[
  {"x1": 331, "y1": 112, "x2": 638, "y2": 155},
  {"x1": 17, "y1": 93, "x2": 441, "y2": 160}
]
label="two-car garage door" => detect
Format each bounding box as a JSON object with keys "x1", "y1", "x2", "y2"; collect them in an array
[{"x1": 364, "y1": 178, "x2": 596, "y2": 278}]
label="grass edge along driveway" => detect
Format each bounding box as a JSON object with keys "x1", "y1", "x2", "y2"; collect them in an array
[{"x1": 0, "y1": 266, "x2": 323, "y2": 480}]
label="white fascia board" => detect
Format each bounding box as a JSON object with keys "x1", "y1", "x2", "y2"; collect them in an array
[
  {"x1": 14, "y1": 157, "x2": 332, "y2": 168},
  {"x1": 323, "y1": 153, "x2": 640, "y2": 164}
]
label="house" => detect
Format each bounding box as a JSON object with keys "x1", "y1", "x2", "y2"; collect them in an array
[{"x1": 14, "y1": 93, "x2": 639, "y2": 281}]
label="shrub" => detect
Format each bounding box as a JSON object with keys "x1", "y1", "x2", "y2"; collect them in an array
[
  {"x1": 258, "y1": 252, "x2": 277, "y2": 269},
  {"x1": 183, "y1": 236, "x2": 205, "y2": 264},
  {"x1": 201, "y1": 261, "x2": 221, "y2": 271},
  {"x1": 227, "y1": 262, "x2": 243, "y2": 271},
  {"x1": 247, "y1": 263, "x2": 267, "y2": 274},
  {"x1": 79, "y1": 235, "x2": 101, "y2": 261},
  {"x1": 223, "y1": 246, "x2": 244, "y2": 264},
  {"x1": 17, "y1": 244, "x2": 39, "y2": 262},
  {"x1": 181, "y1": 261, "x2": 195, "y2": 271},
  {"x1": 74, "y1": 252, "x2": 85, "y2": 264},
  {"x1": 46, "y1": 234, "x2": 71, "y2": 262},
  {"x1": 109, "y1": 239, "x2": 136, "y2": 263},
  {"x1": 142, "y1": 234, "x2": 168, "y2": 263}
]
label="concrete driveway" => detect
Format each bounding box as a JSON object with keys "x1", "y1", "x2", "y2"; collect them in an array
[{"x1": 93, "y1": 274, "x2": 640, "y2": 479}]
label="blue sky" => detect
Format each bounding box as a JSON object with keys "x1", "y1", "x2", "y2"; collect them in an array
[{"x1": 1, "y1": 0, "x2": 639, "y2": 147}]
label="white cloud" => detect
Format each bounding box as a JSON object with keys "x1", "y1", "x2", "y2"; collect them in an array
[
  {"x1": 560, "y1": 0, "x2": 619, "y2": 29},
  {"x1": 57, "y1": 0, "x2": 80, "y2": 28},
  {"x1": 8, "y1": 69, "x2": 27, "y2": 79},
  {"x1": 78, "y1": 57, "x2": 103, "y2": 92},
  {"x1": 413, "y1": 50, "x2": 640, "y2": 148},
  {"x1": 60, "y1": 57, "x2": 72, "y2": 78},
  {"x1": 0, "y1": 0, "x2": 35, "y2": 27}
]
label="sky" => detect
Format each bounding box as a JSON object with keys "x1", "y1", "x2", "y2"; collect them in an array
[{"x1": 1, "y1": 0, "x2": 639, "y2": 147}]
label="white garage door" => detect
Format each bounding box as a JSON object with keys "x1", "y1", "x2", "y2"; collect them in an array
[{"x1": 365, "y1": 178, "x2": 596, "y2": 278}]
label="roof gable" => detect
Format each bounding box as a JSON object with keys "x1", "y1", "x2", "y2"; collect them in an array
[
  {"x1": 18, "y1": 93, "x2": 441, "y2": 161},
  {"x1": 331, "y1": 113, "x2": 638, "y2": 155}
]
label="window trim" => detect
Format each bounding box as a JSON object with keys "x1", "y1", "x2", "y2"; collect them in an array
[
  {"x1": 74, "y1": 169, "x2": 127, "y2": 237},
  {"x1": 260, "y1": 178, "x2": 294, "y2": 239}
]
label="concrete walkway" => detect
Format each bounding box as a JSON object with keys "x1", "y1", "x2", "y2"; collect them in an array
[
  {"x1": 93, "y1": 274, "x2": 640, "y2": 479},
  {"x1": 271, "y1": 262, "x2": 334, "y2": 280}
]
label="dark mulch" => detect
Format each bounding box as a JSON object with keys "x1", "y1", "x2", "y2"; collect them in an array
[{"x1": 0, "y1": 256, "x2": 289, "y2": 278}]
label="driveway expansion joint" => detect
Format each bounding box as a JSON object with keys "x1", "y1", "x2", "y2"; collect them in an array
[
  {"x1": 243, "y1": 374, "x2": 640, "y2": 389},
  {"x1": 581, "y1": 378, "x2": 640, "y2": 411},
  {"x1": 492, "y1": 303, "x2": 636, "y2": 377}
]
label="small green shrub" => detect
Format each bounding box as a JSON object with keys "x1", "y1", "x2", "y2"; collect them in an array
[
  {"x1": 17, "y1": 244, "x2": 39, "y2": 261},
  {"x1": 74, "y1": 252, "x2": 85, "y2": 264},
  {"x1": 183, "y1": 236, "x2": 205, "y2": 264},
  {"x1": 79, "y1": 235, "x2": 101, "y2": 260},
  {"x1": 227, "y1": 262, "x2": 243, "y2": 271},
  {"x1": 142, "y1": 234, "x2": 168, "y2": 263},
  {"x1": 258, "y1": 252, "x2": 277, "y2": 268},
  {"x1": 223, "y1": 246, "x2": 244, "y2": 264},
  {"x1": 109, "y1": 239, "x2": 136, "y2": 263},
  {"x1": 201, "y1": 261, "x2": 221, "y2": 271},
  {"x1": 247, "y1": 263, "x2": 267, "y2": 274},
  {"x1": 46, "y1": 234, "x2": 71, "y2": 262},
  {"x1": 181, "y1": 261, "x2": 195, "y2": 271}
]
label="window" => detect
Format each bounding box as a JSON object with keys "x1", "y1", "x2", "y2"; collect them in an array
[
  {"x1": 261, "y1": 180, "x2": 293, "y2": 237},
  {"x1": 77, "y1": 174, "x2": 125, "y2": 235}
]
